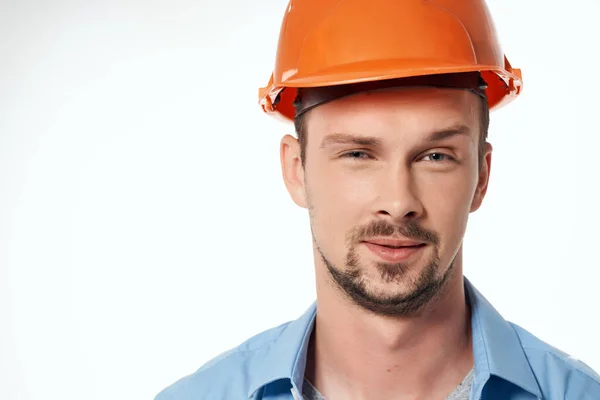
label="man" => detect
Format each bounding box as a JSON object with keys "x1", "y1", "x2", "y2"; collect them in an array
[{"x1": 155, "y1": 0, "x2": 600, "y2": 399}]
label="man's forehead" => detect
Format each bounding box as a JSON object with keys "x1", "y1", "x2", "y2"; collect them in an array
[{"x1": 307, "y1": 87, "x2": 480, "y2": 138}]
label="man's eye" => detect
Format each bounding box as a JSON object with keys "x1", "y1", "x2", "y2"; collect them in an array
[
  {"x1": 421, "y1": 152, "x2": 453, "y2": 162},
  {"x1": 342, "y1": 151, "x2": 372, "y2": 160}
]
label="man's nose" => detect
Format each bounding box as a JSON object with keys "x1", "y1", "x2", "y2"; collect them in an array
[{"x1": 372, "y1": 167, "x2": 425, "y2": 223}]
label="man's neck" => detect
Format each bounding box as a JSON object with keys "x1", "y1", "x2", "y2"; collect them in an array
[{"x1": 306, "y1": 262, "x2": 473, "y2": 400}]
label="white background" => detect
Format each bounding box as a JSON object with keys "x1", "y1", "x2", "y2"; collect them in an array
[{"x1": 1, "y1": 1, "x2": 599, "y2": 399}]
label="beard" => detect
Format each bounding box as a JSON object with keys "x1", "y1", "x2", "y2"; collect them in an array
[{"x1": 315, "y1": 219, "x2": 456, "y2": 317}]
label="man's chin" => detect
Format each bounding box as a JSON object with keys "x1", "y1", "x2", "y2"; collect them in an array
[
  {"x1": 357, "y1": 256, "x2": 426, "y2": 284},
  {"x1": 361, "y1": 277, "x2": 417, "y2": 298}
]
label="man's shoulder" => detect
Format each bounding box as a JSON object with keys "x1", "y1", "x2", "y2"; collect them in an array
[
  {"x1": 154, "y1": 321, "x2": 293, "y2": 400},
  {"x1": 509, "y1": 321, "x2": 600, "y2": 396}
]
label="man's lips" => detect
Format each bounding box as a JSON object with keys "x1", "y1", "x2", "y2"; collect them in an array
[
  {"x1": 361, "y1": 238, "x2": 426, "y2": 263},
  {"x1": 362, "y1": 238, "x2": 426, "y2": 248}
]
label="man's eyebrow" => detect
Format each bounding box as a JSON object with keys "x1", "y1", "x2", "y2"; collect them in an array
[
  {"x1": 320, "y1": 133, "x2": 382, "y2": 149},
  {"x1": 319, "y1": 125, "x2": 470, "y2": 148},
  {"x1": 426, "y1": 124, "x2": 471, "y2": 142}
]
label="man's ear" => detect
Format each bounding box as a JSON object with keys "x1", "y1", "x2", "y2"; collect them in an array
[
  {"x1": 281, "y1": 134, "x2": 308, "y2": 208},
  {"x1": 470, "y1": 142, "x2": 493, "y2": 213}
]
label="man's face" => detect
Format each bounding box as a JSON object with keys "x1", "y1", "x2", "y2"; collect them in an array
[{"x1": 282, "y1": 87, "x2": 491, "y2": 317}]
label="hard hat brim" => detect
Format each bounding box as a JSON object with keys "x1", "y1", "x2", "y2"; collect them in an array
[{"x1": 259, "y1": 62, "x2": 522, "y2": 122}]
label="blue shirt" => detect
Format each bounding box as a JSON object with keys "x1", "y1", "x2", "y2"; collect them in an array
[{"x1": 155, "y1": 277, "x2": 600, "y2": 399}]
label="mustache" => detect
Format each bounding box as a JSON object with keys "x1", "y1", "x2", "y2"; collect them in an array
[{"x1": 348, "y1": 219, "x2": 439, "y2": 245}]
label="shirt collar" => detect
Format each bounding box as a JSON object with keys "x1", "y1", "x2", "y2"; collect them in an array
[
  {"x1": 248, "y1": 277, "x2": 542, "y2": 399},
  {"x1": 247, "y1": 304, "x2": 316, "y2": 398},
  {"x1": 464, "y1": 277, "x2": 542, "y2": 399}
]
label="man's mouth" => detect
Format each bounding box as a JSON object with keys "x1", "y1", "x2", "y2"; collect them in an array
[
  {"x1": 361, "y1": 238, "x2": 427, "y2": 263},
  {"x1": 363, "y1": 238, "x2": 426, "y2": 247}
]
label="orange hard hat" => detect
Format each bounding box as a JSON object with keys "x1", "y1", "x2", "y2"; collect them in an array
[{"x1": 258, "y1": 0, "x2": 522, "y2": 121}]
